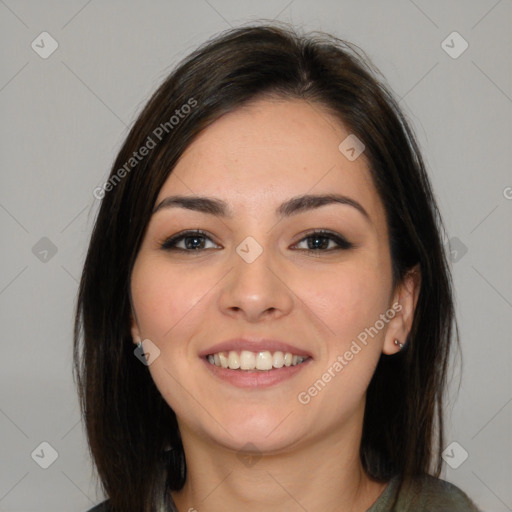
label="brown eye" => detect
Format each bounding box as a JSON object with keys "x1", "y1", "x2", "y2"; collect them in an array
[
  {"x1": 161, "y1": 230, "x2": 220, "y2": 251},
  {"x1": 293, "y1": 230, "x2": 353, "y2": 253}
]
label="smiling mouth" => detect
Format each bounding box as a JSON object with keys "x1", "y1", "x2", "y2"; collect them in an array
[{"x1": 206, "y1": 350, "x2": 310, "y2": 371}]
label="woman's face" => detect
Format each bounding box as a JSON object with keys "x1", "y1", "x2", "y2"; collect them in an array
[{"x1": 130, "y1": 98, "x2": 412, "y2": 453}]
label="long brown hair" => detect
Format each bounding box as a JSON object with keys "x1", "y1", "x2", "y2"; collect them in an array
[{"x1": 74, "y1": 22, "x2": 458, "y2": 511}]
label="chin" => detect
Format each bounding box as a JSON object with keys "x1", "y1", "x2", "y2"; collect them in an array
[{"x1": 191, "y1": 406, "x2": 306, "y2": 454}]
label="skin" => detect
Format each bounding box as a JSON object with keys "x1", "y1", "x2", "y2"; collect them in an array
[{"x1": 130, "y1": 98, "x2": 421, "y2": 512}]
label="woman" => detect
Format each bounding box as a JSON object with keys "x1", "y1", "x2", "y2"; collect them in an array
[{"x1": 76, "y1": 23, "x2": 480, "y2": 511}]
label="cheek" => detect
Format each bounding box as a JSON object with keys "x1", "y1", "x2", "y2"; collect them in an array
[
  {"x1": 131, "y1": 257, "x2": 210, "y2": 340},
  {"x1": 130, "y1": 257, "x2": 207, "y2": 408},
  {"x1": 296, "y1": 266, "x2": 390, "y2": 416},
  {"x1": 306, "y1": 261, "x2": 391, "y2": 349}
]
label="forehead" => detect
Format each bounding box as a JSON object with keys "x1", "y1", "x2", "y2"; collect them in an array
[{"x1": 156, "y1": 98, "x2": 384, "y2": 224}]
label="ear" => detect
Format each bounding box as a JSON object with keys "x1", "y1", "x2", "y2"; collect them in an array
[
  {"x1": 382, "y1": 264, "x2": 421, "y2": 355},
  {"x1": 128, "y1": 288, "x2": 143, "y2": 345},
  {"x1": 130, "y1": 311, "x2": 142, "y2": 346}
]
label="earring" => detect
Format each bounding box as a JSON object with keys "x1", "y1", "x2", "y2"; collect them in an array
[
  {"x1": 136, "y1": 341, "x2": 142, "y2": 349},
  {"x1": 394, "y1": 339, "x2": 404, "y2": 350}
]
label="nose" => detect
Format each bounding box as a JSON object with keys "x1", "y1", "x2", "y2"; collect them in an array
[{"x1": 218, "y1": 244, "x2": 294, "y2": 323}]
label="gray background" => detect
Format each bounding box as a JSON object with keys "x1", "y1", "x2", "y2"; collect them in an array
[{"x1": 1, "y1": 1, "x2": 511, "y2": 511}]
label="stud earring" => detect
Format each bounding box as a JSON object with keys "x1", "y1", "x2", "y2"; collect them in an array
[{"x1": 394, "y1": 339, "x2": 404, "y2": 350}]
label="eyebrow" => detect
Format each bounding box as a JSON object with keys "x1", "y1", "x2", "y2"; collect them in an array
[{"x1": 152, "y1": 193, "x2": 371, "y2": 223}]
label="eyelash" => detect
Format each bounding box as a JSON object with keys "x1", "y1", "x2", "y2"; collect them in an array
[{"x1": 160, "y1": 229, "x2": 353, "y2": 254}]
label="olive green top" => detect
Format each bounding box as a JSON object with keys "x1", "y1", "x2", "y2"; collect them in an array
[
  {"x1": 88, "y1": 475, "x2": 480, "y2": 511},
  {"x1": 367, "y1": 474, "x2": 480, "y2": 511}
]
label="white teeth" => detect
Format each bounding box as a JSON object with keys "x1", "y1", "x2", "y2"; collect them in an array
[
  {"x1": 240, "y1": 350, "x2": 256, "y2": 370},
  {"x1": 207, "y1": 350, "x2": 308, "y2": 370},
  {"x1": 219, "y1": 352, "x2": 229, "y2": 368},
  {"x1": 228, "y1": 350, "x2": 240, "y2": 369},
  {"x1": 272, "y1": 351, "x2": 284, "y2": 368},
  {"x1": 256, "y1": 351, "x2": 273, "y2": 370}
]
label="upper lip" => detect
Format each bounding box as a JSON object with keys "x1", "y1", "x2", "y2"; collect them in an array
[{"x1": 199, "y1": 338, "x2": 313, "y2": 358}]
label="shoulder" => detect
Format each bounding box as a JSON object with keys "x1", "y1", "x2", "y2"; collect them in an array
[
  {"x1": 369, "y1": 474, "x2": 480, "y2": 512},
  {"x1": 408, "y1": 474, "x2": 480, "y2": 511},
  {"x1": 86, "y1": 500, "x2": 111, "y2": 512}
]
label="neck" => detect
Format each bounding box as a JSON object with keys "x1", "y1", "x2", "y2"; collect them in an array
[{"x1": 171, "y1": 412, "x2": 386, "y2": 512}]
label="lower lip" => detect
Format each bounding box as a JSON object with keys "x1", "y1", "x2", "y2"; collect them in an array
[{"x1": 202, "y1": 357, "x2": 312, "y2": 388}]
